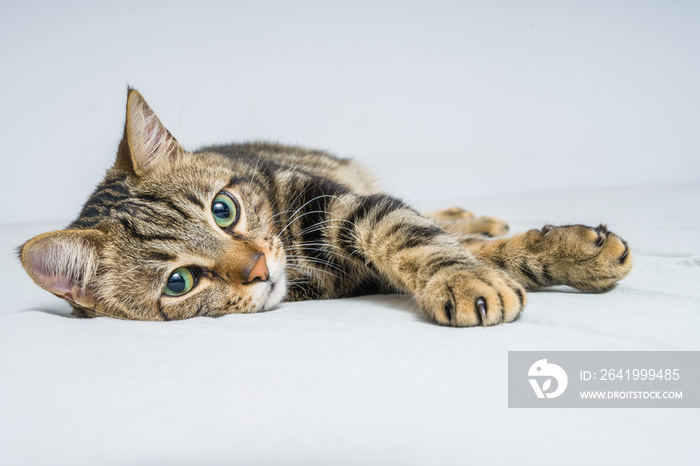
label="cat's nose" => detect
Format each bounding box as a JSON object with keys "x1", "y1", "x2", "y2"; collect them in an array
[{"x1": 245, "y1": 253, "x2": 269, "y2": 283}]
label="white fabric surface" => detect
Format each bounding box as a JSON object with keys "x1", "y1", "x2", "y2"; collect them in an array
[{"x1": 1, "y1": 185, "x2": 698, "y2": 466}]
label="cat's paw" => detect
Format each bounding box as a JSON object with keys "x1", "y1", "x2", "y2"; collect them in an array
[
  {"x1": 417, "y1": 266, "x2": 526, "y2": 327},
  {"x1": 429, "y1": 207, "x2": 476, "y2": 221},
  {"x1": 461, "y1": 216, "x2": 510, "y2": 237},
  {"x1": 429, "y1": 207, "x2": 509, "y2": 237},
  {"x1": 529, "y1": 224, "x2": 633, "y2": 292}
]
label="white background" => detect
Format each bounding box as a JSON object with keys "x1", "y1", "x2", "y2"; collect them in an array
[
  {"x1": 2, "y1": 4, "x2": 699, "y2": 465},
  {"x1": 1, "y1": 0, "x2": 698, "y2": 225}
]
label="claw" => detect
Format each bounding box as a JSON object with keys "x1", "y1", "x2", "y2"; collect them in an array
[
  {"x1": 443, "y1": 301, "x2": 454, "y2": 324},
  {"x1": 618, "y1": 239, "x2": 630, "y2": 264},
  {"x1": 475, "y1": 297, "x2": 487, "y2": 326}
]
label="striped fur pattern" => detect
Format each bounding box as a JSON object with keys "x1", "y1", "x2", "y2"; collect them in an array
[{"x1": 19, "y1": 90, "x2": 633, "y2": 326}]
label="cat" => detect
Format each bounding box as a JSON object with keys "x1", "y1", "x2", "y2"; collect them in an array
[{"x1": 19, "y1": 89, "x2": 633, "y2": 326}]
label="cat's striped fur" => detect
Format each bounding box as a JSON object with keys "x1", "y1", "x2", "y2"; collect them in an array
[{"x1": 19, "y1": 90, "x2": 633, "y2": 326}]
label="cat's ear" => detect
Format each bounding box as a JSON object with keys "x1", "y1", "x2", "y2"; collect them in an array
[
  {"x1": 114, "y1": 89, "x2": 184, "y2": 176},
  {"x1": 19, "y1": 229, "x2": 105, "y2": 309}
]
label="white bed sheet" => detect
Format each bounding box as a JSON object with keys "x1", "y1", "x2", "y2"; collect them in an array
[{"x1": 1, "y1": 185, "x2": 698, "y2": 466}]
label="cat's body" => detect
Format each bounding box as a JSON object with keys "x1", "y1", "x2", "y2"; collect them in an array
[{"x1": 20, "y1": 90, "x2": 633, "y2": 325}]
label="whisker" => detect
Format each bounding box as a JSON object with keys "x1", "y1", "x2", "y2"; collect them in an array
[
  {"x1": 285, "y1": 261, "x2": 341, "y2": 280},
  {"x1": 262, "y1": 186, "x2": 314, "y2": 227},
  {"x1": 276, "y1": 194, "x2": 352, "y2": 239},
  {"x1": 285, "y1": 241, "x2": 345, "y2": 249},
  {"x1": 262, "y1": 184, "x2": 310, "y2": 223},
  {"x1": 286, "y1": 219, "x2": 359, "y2": 242},
  {"x1": 279, "y1": 214, "x2": 357, "y2": 244},
  {"x1": 284, "y1": 245, "x2": 353, "y2": 263},
  {"x1": 286, "y1": 256, "x2": 348, "y2": 275},
  {"x1": 276, "y1": 195, "x2": 334, "y2": 237},
  {"x1": 273, "y1": 172, "x2": 309, "y2": 217}
]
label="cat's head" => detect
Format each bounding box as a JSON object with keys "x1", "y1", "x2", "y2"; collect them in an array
[{"x1": 19, "y1": 89, "x2": 287, "y2": 320}]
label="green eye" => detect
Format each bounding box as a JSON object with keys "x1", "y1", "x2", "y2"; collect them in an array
[
  {"x1": 164, "y1": 267, "x2": 194, "y2": 296},
  {"x1": 211, "y1": 192, "x2": 238, "y2": 228}
]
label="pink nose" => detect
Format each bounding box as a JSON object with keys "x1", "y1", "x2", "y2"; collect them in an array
[{"x1": 246, "y1": 253, "x2": 269, "y2": 283}]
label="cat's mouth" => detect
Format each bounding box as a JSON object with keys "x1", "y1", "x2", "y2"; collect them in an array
[{"x1": 262, "y1": 272, "x2": 287, "y2": 311}]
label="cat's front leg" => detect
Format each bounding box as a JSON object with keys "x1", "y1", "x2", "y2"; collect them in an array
[
  {"x1": 464, "y1": 224, "x2": 633, "y2": 292},
  {"x1": 336, "y1": 194, "x2": 526, "y2": 326}
]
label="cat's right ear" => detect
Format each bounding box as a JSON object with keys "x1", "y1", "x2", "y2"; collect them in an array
[
  {"x1": 19, "y1": 230, "x2": 105, "y2": 310},
  {"x1": 114, "y1": 89, "x2": 185, "y2": 176}
]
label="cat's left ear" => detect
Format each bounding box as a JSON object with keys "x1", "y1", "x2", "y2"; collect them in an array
[
  {"x1": 114, "y1": 89, "x2": 185, "y2": 176},
  {"x1": 19, "y1": 229, "x2": 105, "y2": 310}
]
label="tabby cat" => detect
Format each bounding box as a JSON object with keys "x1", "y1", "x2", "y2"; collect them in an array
[{"x1": 19, "y1": 90, "x2": 633, "y2": 326}]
